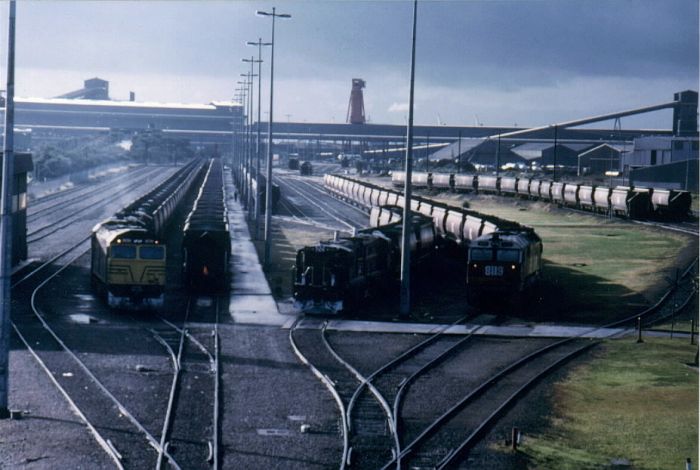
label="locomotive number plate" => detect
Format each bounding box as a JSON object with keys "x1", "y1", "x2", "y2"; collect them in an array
[{"x1": 484, "y1": 265, "x2": 504, "y2": 276}]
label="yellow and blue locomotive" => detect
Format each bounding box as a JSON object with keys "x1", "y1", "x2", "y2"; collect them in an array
[{"x1": 91, "y1": 159, "x2": 205, "y2": 308}]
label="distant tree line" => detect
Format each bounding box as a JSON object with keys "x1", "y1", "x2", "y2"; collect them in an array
[
  {"x1": 128, "y1": 129, "x2": 194, "y2": 164},
  {"x1": 32, "y1": 130, "x2": 196, "y2": 180}
]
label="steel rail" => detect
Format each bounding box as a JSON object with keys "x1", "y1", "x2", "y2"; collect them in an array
[
  {"x1": 274, "y1": 176, "x2": 359, "y2": 231},
  {"x1": 11, "y1": 323, "x2": 125, "y2": 469},
  {"x1": 12, "y1": 235, "x2": 91, "y2": 288},
  {"x1": 25, "y1": 247, "x2": 182, "y2": 468},
  {"x1": 152, "y1": 299, "x2": 188, "y2": 470},
  {"x1": 27, "y1": 170, "x2": 166, "y2": 242},
  {"x1": 157, "y1": 317, "x2": 214, "y2": 366},
  {"x1": 392, "y1": 328, "x2": 481, "y2": 459},
  {"x1": 212, "y1": 297, "x2": 221, "y2": 470},
  {"x1": 343, "y1": 315, "x2": 472, "y2": 462},
  {"x1": 345, "y1": 314, "x2": 471, "y2": 420},
  {"x1": 384, "y1": 257, "x2": 699, "y2": 469},
  {"x1": 320, "y1": 323, "x2": 395, "y2": 433},
  {"x1": 291, "y1": 177, "x2": 371, "y2": 228},
  {"x1": 292, "y1": 175, "x2": 370, "y2": 217},
  {"x1": 382, "y1": 336, "x2": 577, "y2": 469},
  {"x1": 150, "y1": 296, "x2": 222, "y2": 469},
  {"x1": 27, "y1": 166, "x2": 158, "y2": 221},
  {"x1": 435, "y1": 341, "x2": 599, "y2": 469},
  {"x1": 288, "y1": 318, "x2": 350, "y2": 470}
]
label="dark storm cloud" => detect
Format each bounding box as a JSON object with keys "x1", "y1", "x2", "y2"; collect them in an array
[{"x1": 278, "y1": 0, "x2": 698, "y2": 88}]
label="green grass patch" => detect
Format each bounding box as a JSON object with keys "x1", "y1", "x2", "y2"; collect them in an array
[{"x1": 522, "y1": 338, "x2": 698, "y2": 469}]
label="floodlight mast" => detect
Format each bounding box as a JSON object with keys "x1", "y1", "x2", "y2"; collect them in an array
[
  {"x1": 400, "y1": 0, "x2": 418, "y2": 319},
  {"x1": 246, "y1": 39, "x2": 271, "y2": 239},
  {"x1": 0, "y1": 0, "x2": 16, "y2": 419},
  {"x1": 256, "y1": 7, "x2": 291, "y2": 270},
  {"x1": 243, "y1": 53, "x2": 265, "y2": 237}
]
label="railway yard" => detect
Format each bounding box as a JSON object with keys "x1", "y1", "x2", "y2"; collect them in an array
[{"x1": 0, "y1": 161, "x2": 697, "y2": 469}]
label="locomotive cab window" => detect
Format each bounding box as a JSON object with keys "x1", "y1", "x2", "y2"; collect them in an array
[
  {"x1": 470, "y1": 248, "x2": 493, "y2": 261},
  {"x1": 497, "y1": 249, "x2": 520, "y2": 262},
  {"x1": 140, "y1": 246, "x2": 165, "y2": 260},
  {"x1": 110, "y1": 245, "x2": 137, "y2": 259}
]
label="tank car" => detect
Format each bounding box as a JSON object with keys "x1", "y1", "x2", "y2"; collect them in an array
[
  {"x1": 453, "y1": 174, "x2": 477, "y2": 192},
  {"x1": 182, "y1": 159, "x2": 230, "y2": 292},
  {"x1": 478, "y1": 175, "x2": 500, "y2": 194},
  {"x1": 412, "y1": 172, "x2": 431, "y2": 189},
  {"x1": 431, "y1": 173, "x2": 453, "y2": 190},
  {"x1": 577, "y1": 185, "x2": 595, "y2": 211},
  {"x1": 391, "y1": 170, "x2": 407, "y2": 187},
  {"x1": 467, "y1": 229, "x2": 543, "y2": 299},
  {"x1": 499, "y1": 176, "x2": 518, "y2": 196},
  {"x1": 91, "y1": 159, "x2": 205, "y2": 308},
  {"x1": 516, "y1": 177, "x2": 531, "y2": 198},
  {"x1": 562, "y1": 182, "x2": 579, "y2": 207},
  {"x1": 293, "y1": 212, "x2": 435, "y2": 314}
]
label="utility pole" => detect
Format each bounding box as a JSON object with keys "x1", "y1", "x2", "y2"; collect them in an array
[
  {"x1": 0, "y1": 0, "x2": 16, "y2": 419},
  {"x1": 399, "y1": 0, "x2": 418, "y2": 319}
]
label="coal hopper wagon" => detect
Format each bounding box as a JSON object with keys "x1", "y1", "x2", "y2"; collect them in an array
[{"x1": 182, "y1": 158, "x2": 231, "y2": 292}]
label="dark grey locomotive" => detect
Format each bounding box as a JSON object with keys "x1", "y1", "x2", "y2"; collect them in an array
[
  {"x1": 467, "y1": 230, "x2": 543, "y2": 299},
  {"x1": 293, "y1": 211, "x2": 435, "y2": 314}
]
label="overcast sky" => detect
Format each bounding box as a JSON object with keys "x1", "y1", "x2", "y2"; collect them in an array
[{"x1": 3, "y1": 0, "x2": 698, "y2": 129}]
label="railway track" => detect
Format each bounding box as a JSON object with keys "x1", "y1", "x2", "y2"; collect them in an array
[
  {"x1": 12, "y1": 237, "x2": 227, "y2": 468},
  {"x1": 27, "y1": 166, "x2": 171, "y2": 244},
  {"x1": 274, "y1": 173, "x2": 367, "y2": 233},
  {"x1": 147, "y1": 296, "x2": 223, "y2": 470},
  {"x1": 290, "y1": 315, "x2": 478, "y2": 469},
  {"x1": 27, "y1": 165, "x2": 151, "y2": 222},
  {"x1": 11, "y1": 241, "x2": 179, "y2": 468},
  {"x1": 290, "y1": 254, "x2": 697, "y2": 469}
]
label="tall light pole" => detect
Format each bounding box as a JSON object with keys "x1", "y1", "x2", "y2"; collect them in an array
[
  {"x1": 236, "y1": 80, "x2": 250, "y2": 207},
  {"x1": 234, "y1": 90, "x2": 246, "y2": 184},
  {"x1": 0, "y1": 0, "x2": 16, "y2": 419},
  {"x1": 400, "y1": 0, "x2": 418, "y2": 319},
  {"x1": 257, "y1": 7, "x2": 291, "y2": 270},
  {"x1": 243, "y1": 56, "x2": 263, "y2": 233},
  {"x1": 240, "y1": 71, "x2": 256, "y2": 219},
  {"x1": 247, "y1": 39, "x2": 271, "y2": 240},
  {"x1": 234, "y1": 88, "x2": 247, "y2": 194}
]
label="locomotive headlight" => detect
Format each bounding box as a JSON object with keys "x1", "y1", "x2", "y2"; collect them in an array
[
  {"x1": 472, "y1": 264, "x2": 477, "y2": 268},
  {"x1": 511, "y1": 264, "x2": 516, "y2": 270},
  {"x1": 117, "y1": 239, "x2": 121, "y2": 244}
]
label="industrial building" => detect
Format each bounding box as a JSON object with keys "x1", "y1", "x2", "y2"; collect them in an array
[{"x1": 577, "y1": 143, "x2": 630, "y2": 176}]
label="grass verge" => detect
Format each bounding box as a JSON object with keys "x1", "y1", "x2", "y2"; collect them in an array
[{"x1": 521, "y1": 337, "x2": 698, "y2": 469}]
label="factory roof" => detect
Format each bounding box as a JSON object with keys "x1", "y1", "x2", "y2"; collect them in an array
[
  {"x1": 511, "y1": 142, "x2": 595, "y2": 160},
  {"x1": 15, "y1": 96, "x2": 243, "y2": 110},
  {"x1": 429, "y1": 138, "x2": 487, "y2": 161}
]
